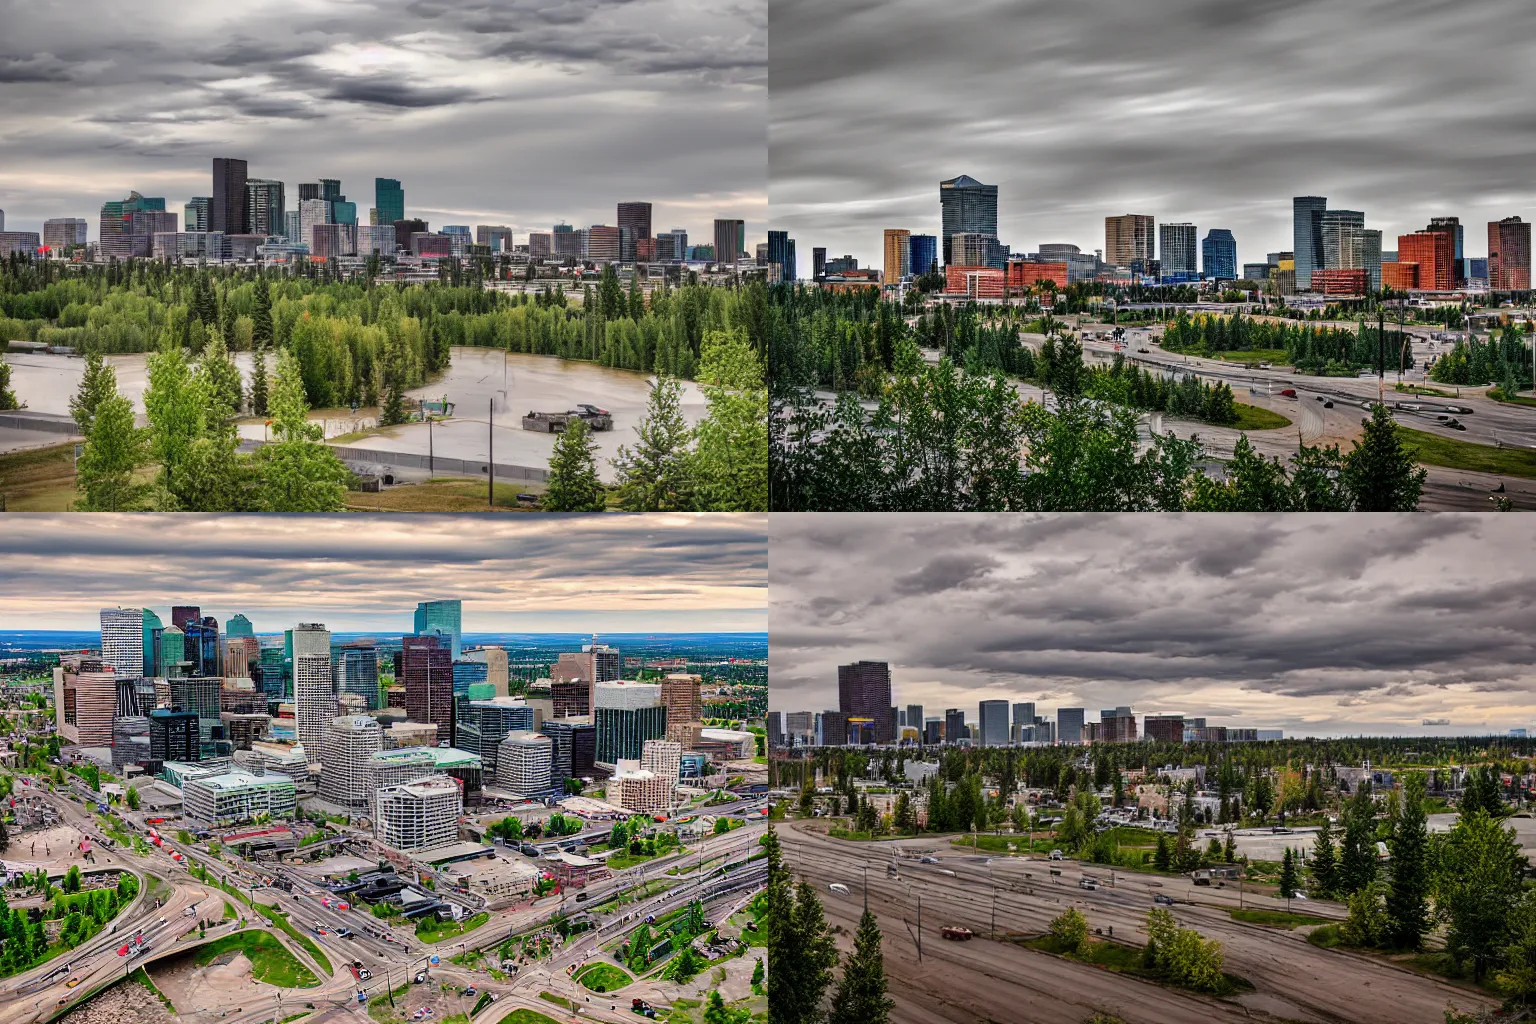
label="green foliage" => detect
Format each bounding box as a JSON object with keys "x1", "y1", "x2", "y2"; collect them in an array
[
  {"x1": 1310, "y1": 816, "x2": 1338, "y2": 899},
  {"x1": 69, "y1": 351, "x2": 116, "y2": 434},
  {"x1": 1142, "y1": 907, "x2": 1225, "y2": 993},
  {"x1": 1341, "y1": 403, "x2": 1427, "y2": 511},
  {"x1": 764, "y1": 827, "x2": 838, "y2": 1024},
  {"x1": 74, "y1": 392, "x2": 148, "y2": 511},
  {"x1": 691, "y1": 328, "x2": 768, "y2": 510},
  {"x1": 1337, "y1": 782, "x2": 1379, "y2": 897},
  {"x1": 1277, "y1": 847, "x2": 1298, "y2": 899},
  {"x1": 1341, "y1": 882, "x2": 1390, "y2": 948},
  {"x1": 1049, "y1": 908, "x2": 1090, "y2": 955},
  {"x1": 541, "y1": 418, "x2": 606, "y2": 511},
  {"x1": 829, "y1": 907, "x2": 892, "y2": 1024},
  {"x1": 1385, "y1": 774, "x2": 1431, "y2": 950},
  {"x1": 0, "y1": 357, "x2": 17, "y2": 410},
  {"x1": 613, "y1": 375, "x2": 694, "y2": 510},
  {"x1": 253, "y1": 349, "x2": 349, "y2": 511},
  {"x1": 1435, "y1": 810, "x2": 1525, "y2": 982}
]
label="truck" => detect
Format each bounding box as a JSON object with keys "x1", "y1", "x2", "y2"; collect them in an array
[
  {"x1": 940, "y1": 926, "x2": 973, "y2": 941},
  {"x1": 631, "y1": 999, "x2": 657, "y2": 1018},
  {"x1": 521, "y1": 405, "x2": 613, "y2": 433}
]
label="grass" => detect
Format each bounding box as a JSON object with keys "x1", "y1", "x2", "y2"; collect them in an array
[
  {"x1": 573, "y1": 962, "x2": 633, "y2": 993},
  {"x1": 1022, "y1": 934, "x2": 1251, "y2": 998},
  {"x1": 501, "y1": 1013, "x2": 560, "y2": 1024},
  {"x1": 130, "y1": 966, "x2": 177, "y2": 1012},
  {"x1": 1398, "y1": 425, "x2": 1536, "y2": 479},
  {"x1": 1211, "y1": 349, "x2": 1290, "y2": 365},
  {"x1": 368, "y1": 982, "x2": 413, "y2": 1023},
  {"x1": 415, "y1": 912, "x2": 489, "y2": 944},
  {"x1": 538, "y1": 993, "x2": 574, "y2": 1009},
  {"x1": 344, "y1": 479, "x2": 549, "y2": 512},
  {"x1": 1489, "y1": 388, "x2": 1536, "y2": 407},
  {"x1": 604, "y1": 851, "x2": 664, "y2": 870},
  {"x1": 252, "y1": 903, "x2": 332, "y2": 975},
  {"x1": 223, "y1": 901, "x2": 238, "y2": 922},
  {"x1": 470, "y1": 993, "x2": 493, "y2": 1016},
  {"x1": 1306, "y1": 924, "x2": 1344, "y2": 949},
  {"x1": 193, "y1": 930, "x2": 320, "y2": 988},
  {"x1": 0, "y1": 442, "x2": 81, "y2": 511},
  {"x1": 1228, "y1": 909, "x2": 1331, "y2": 929},
  {"x1": 1395, "y1": 383, "x2": 1455, "y2": 397},
  {"x1": 1231, "y1": 402, "x2": 1292, "y2": 430}
]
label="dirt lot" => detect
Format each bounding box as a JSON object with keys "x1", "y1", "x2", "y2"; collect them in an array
[
  {"x1": 58, "y1": 974, "x2": 175, "y2": 1024},
  {"x1": 149, "y1": 950, "x2": 272, "y2": 1010}
]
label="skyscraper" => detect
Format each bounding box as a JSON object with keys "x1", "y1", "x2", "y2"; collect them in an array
[
  {"x1": 617, "y1": 202, "x2": 652, "y2": 262},
  {"x1": 1057, "y1": 707, "x2": 1085, "y2": 744},
  {"x1": 375, "y1": 178, "x2": 405, "y2": 225},
  {"x1": 100, "y1": 607, "x2": 143, "y2": 678},
  {"x1": 1013, "y1": 702, "x2": 1035, "y2": 730},
  {"x1": 939, "y1": 175, "x2": 998, "y2": 267},
  {"x1": 414, "y1": 599, "x2": 462, "y2": 661},
  {"x1": 978, "y1": 700, "x2": 1010, "y2": 747},
  {"x1": 1105, "y1": 214, "x2": 1156, "y2": 268},
  {"x1": 99, "y1": 192, "x2": 174, "y2": 259},
  {"x1": 1428, "y1": 216, "x2": 1465, "y2": 286},
  {"x1": 293, "y1": 652, "x2": 335, "y2": 762},
  {"x1": 1201, "y1": 229, "x2": 1236, "y2": 280},
  {"x1": 226, "y1": 614, "x2": 254, "y2": 637},
  {"x1": 944, "y1": 708, "x2": 966, "y2": 744},
  {"x1": 401, "y1": 634, "x2": 454, "y2": 748},
  {"x1": 1489, "y1": 216, "x2": 1532, "y2": 292},
  {"x1": 882, "y1": 228, "x2": 911, "y2": 285},
  {"x1": 1345, "y1": 229, "x2": 1383, "y2": 292},
  {"x1": 42, "y1": 218, "x2": 89, "y2": 252},
  {"x1": 909, "y1": 234, "x2": 937, "y2": 278},
  {"x1": 1321, "y1": 209, "x2": 1364, "y2": 271},
  {"x1": 141, "y1": 608, "x2": 163, "y2": 677},
  {"x1": 905, "y1": 704, "x2": 924, "y2": 739},
  {"x1": 767, "y1": 230, "x2": 796, "y2": 282},
  {"x1": 837, "y1": 661, "x2": 894, "y2": 744},
  {"x1": 212, "y1": 157, "x2": 249, "y2": 236},
  {"x1": 812, "y1": 247, "x2": 827, "y2": 281},
  {"x1": 1292, "y1": 196, "x2": 1327, "y2": 291},
  {"x1": 713, "y1": 219, "x2": 745, "y2": 266},
  {"x1": 245, "y1": 179, "x2": 285, "y2": 238},
  {"x1": 338, "y1": 642, "x2": 380, "y2": 710},
  {"x1": 1159, "y1": 223, "x2": 1197, "y2": 278}
]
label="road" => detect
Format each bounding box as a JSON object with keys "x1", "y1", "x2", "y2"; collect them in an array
[
  {"x1": 782, "y1": 820, "x2": 1495, "y2": 1024},
  {"x1": 6, "y1": 775, "x2": 764, "y2": 1024}
]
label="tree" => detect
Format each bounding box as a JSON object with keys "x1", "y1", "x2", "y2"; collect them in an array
[
  {"x1": 1342, "y1": 403, "x2": 1426, "y2": 510},
  {"x1": 143, "y1": 342, "x2": 206, "y2": 501},
  {"x1": 1460, "y1": 765, "x2": 1504, "y2": 817},
  {"x1": 1342, "y1": 882, "x2": 1389, "y2": 948},
  {"x1": 1337, "y1": 783, "x2": 1378, "y2": 897},
  {"x1": 1436, "y1": 811, "x2": 1524, "y2": 982},
  {"x1": 765, "y1": 827, "x2": 838, "y2": 1024},
  {"x1": 1048, "y1": 907, "x2": 1089, "y2": 955},
  {"x1": 0, "y1": 357, "x2": 18, "y2": 410},
  {"x1": 251, "y1": 275, "x2": 273, "y2": 348},
  {"x1": 69, "y1": 352, "x2": 117, "y2": 435},
  {"x1": 248, "y1": 347, "x2": 269, "y2": 417},
  {"x1": 613, "y1": 374, "x2": 694, "y2": 510},
  {"x1": 691, "y1": 328, "x2": 768, "y2": 511},
  {"x1": 541, "y1": 417, "x2": 606, "y2": 511},
  {"x1": 74, "y1": 394, "x2": 148, "y2": 511},
  {"x1": 828, "y1": 906, "x2": 893, "y2": 1024},
  {"x1": 254, "y1": 348, "x2": 349, "y2": 511},
  {"x1": 1310, "y1": 817, "x2": 1338, "y2": 899},
  {"x1": 1278, "y1": 847, "x2": 1298, "y2": 899},
  {"x1": 1385, "y1": 773, "x2": 1431, "y2": 950},
  {"x1": 1154, "y1": 831, "x2": 1172, "y2": 872},
  {"x1": 1497, "y1": 888, "x2": 1536, "y2": 1012}
]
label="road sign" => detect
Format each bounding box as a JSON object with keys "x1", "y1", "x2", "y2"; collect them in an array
[{"x1": 429, "y1": 955, "x2": 439, "y2": 966}]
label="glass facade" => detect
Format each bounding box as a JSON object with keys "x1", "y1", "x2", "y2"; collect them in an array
[
  {"x1": 414, "y1": 600, "x2": 462, "y2": 661},
  {"x1": 375, "y1": 178, "x2": 405, "y2": 225},
  {"x1": 1202, "y1": 229, "x2": 1237, "y2": 280},
  {"x1": 939, "y1": 175, "x2": 998, "y2": 267}
]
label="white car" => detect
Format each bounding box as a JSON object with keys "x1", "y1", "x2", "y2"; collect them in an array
[{"x1": 828, "y1": 883, "x2": 850, "y2": 896}]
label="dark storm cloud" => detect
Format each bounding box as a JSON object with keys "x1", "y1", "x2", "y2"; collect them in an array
[
  {"x1": 0, "y1": 514, "x2": 766, "y2": 632},
  {"x1": 769, "y1": 514, "x2": 1536, "y2": 737},
  {"x1": 0, "y1": 0, "x2": 764, "y2": 247},
  {"x1": 769, "y1": 0, "x2": 1536, "y2": 267}
]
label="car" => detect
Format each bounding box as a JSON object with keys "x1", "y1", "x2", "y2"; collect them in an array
[
  {"x1": 938, "y1": 869, "x2": 956, "y2": 877},
  {"x1": 828, "y1": 883, "x2": 851, "y2": 896},
  {"x1": 158, "y1": 917, "x2": 167, "y2": 925},
  {"x1": 66, "y1": 976, "x2": 83, "y2": 988},
  {"x1": 1049, "y1": 850, "x2": 1065, "y2": 861},
  {"x1": 1279, "y1": 388, "x2": 1297, "y2": 398},
  {"x1": 1323, "y1": 400, "x2": 1334, "y2": 408},
  {"x1": 337, "y1": 928, "x2": 354, "y2": 938},
  {"x1": 1078, "y1": 879, "x2": 1098, "y2": 891},
  {"x1": 413, "y1": 971, "x2": 428, "y2": 984},
  {"x1": 464, "y1": 987, "x2": 477, "y2": 997},
  {"x1": 1315, "y1": 395, "x2": 1324, "y2": 402},
  {"x1": 919, "y1": 856, "x2": 938, "y2": 864},
  {"x1": 1153, "y1": 894, "x2": 1175, "y2": 905}
]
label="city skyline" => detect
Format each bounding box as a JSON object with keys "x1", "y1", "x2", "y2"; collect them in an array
[
  {"x1": 769, "y1": 514, "x2": 1536, "y2": 737},
  {"x1": 769, "y1": 0, "x2": 1536, "y2": 269},
  {"x1": 0, "y1": 514, "x2": 767, "y2": 632},
  {"x1": 0, "y1": 0, "x2": 765, "y2": 246}
]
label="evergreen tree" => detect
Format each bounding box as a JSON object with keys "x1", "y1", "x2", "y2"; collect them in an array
[
  {"x1": 1154, "y1": 831, "x2": 1172, "y2": 871},
  {"x1": 541, "y1": 418, "x2": 606, "y2": 511},
  {"x1": 0, "y1": 357, "x2": 17, "y2": 410},
  {"x1": 197, "y1": 332, "x2": 244, "y2": 418},
  {"x1": 765, "y1": 827, "x2": 838, "y2": 1024},
  {"x1": 1310, "y1": 816, "x2": 1338, "y2": 898},
  {"x1": 249, "y1": 347, "x2": 269, "y2": 417},
  {"x1": 74, "y1": 394, "x2": 147, "y2": 511},
  {"x1": 1278, "y1": 847, "x2": 1298, "y2": 899},
  {"x1": 828, "y1": 907, "x2": 893, "y2": 1024},
  {"x1": 1341, "y1": 403, "x2": 1426, "y2": 510},
  {"x1": 69, "y1": 352, "x2": 117, "y2": 435},
  {"x1": 1437, "y1": 810, "x2": 1524, "y2": 982},
  {"x1": 613, "y1": 375, "x2": 694, "y2": 510},
  {"x1": 254, "y1": 348, "x2": 349, "y2": 511},
  {"x1": 1337, "y1": 783, "x2": 1378, "y2": 897},
  {"x1": 692, "y1": 328, "x2": 768, "y2": 511},
  {"x1": 143, "y1": 341, "x2": 206, "y2": 502},
  {"x1": 251, "y1": 275, "x2": 274, "y2": 347},
  {"x1": 1385, "y1": 773, "x2": 1431, "y2": 950}
]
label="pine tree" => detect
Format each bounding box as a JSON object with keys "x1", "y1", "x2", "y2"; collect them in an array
[
  {"x1": 251, "y1": 274, "x2": 273, "y2": 347},
  {"x1": 249, "y1": 348, "x2": 269, "y2": 416},
  {"x1": 74, "y1": 395, "x2": 147, "y2": 511},
  {"x1": 1342, "y1": 403, "x2": 1426, "y2": 510},
  {"x1": 1311, "y1": 816, "x2": 1338, "y2": 898},
  {"x1": 765, "y1": 826, "x2": 838, "y2": 1024},
  {"x1": 1385, "y1": 773, "x2": 1431, "y2": 950},
  {"x1": 69, "y1": 352, "x2": 117, "y2": 435},
  {"x1": 828, "y1": 906, "x2": 893, "y2": 1024},
  {"x1": 541, "y1": 418, "x2": 606, "y2": 511},
  {"x1": 0, "y1": 357, "x2": 18, "y2": 410},
  {"x1": 254, "y1": 348, "x2": 348, "y2": 511},
  {"x1": 1278, "y1": 847, "x2": 1297, "y2": 898},
  {"x1": 613, "y1": 374, "x2": 694, "y2": 510},
  {"x1": 1154, "y1": 831, "x2": 1172, "y2": 871},
  {"x1": 1338, "y1": 783, "x2": 1378, "y2": 897}
]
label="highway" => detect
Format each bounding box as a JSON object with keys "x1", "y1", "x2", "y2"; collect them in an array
[
  {"x1": 783, "y1": 820, "x2": 1496, "y2": 1024},
  {"x1": 3, "y1": 775, "x2": 764, "y2": 1024}
]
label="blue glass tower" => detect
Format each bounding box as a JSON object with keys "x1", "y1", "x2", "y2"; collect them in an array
[
  {"x1": 414, "y1": 600, "x2": 463, "y2": 661},
  {"x1": 909, "y1": 235, "x2": 937, "y2": 278},
  {"x1": 1202, "y1": 229, "x2": 1237, "y2": 281}
]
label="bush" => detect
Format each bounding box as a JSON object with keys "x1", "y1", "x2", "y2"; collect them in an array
[{"x1": 1049, "y1": 908, "x2": 1089, "y2": 956}]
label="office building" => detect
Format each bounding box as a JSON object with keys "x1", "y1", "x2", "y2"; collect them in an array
[
  {"x1": 1319, "y1": 209, "x2": 1364, "y2": 273},
  {"x1": 1143, "y1": 714, "x2": 1185, "y2": 744},
  {"x1": 551, "y1": 680, "x2": 590, "y2": 719},
  {"x1": 713, "y1": 219, "x2": 745, "y2": 266},
  {"x1": 1101, "y1": 706, "x2": 1137, "y2": 743},
  {"x1": 183, "y1": 771, "x2": 297, "y2": 826},
  {"x1": 1489, "y1": 217, "x2": 1532, "y2": 291},
  {"x1": 1159, "y1": 223, "x2": 1197, "y2": 278},
  {"x1": 458, "y1": 696, "x2": 535, "y2": 777},
  {"x1": 811, "y1": 246, "x2": 828, "y2": 281},
  {"x1": 585, "y1": 224, "x2": 620, "y2": 263},
  {"x1": 1105, "y1": 214, "x2": 1156, "y2": 268},
  {"x1": 1398, "y1": 230, "x2": 1456, "y2": 291},
  {"x1": 882, "y1": 228, "x2": 911, "y2": 285},
  {"x1": 594, "y1": 682, "x2": 666, "y2": 764},
  {"x1": 320, "y1": 715, "x2": 383, "y2": 809},
  {"x1": 551, "y1": 642, "x2": 620, "y2": 715},
  {"x1": 148, "y1": 708, "x2": 200, "y2": 763},
  {"x1": 461, "y1": 646, "x2": 509, "y2": 697},
  {"x1": 211, "y1": 158, "x2": 249, "y2": 236},
  {"x1": 414, "y1": 599, "x2": 462, "y2": 661},
  {"x1": 642, "y1": 738, "x2": 681, "y2": 783},
  {"x1": 99, "y1": 607, "x2": 144, "y2": 678},
  {"x1": 375, "y1": 775, "x2": 461, "y2": 852},
  {"x1": 293, "y1": 651, "x2": 335, "y2": 762},
  {"x1": 141, "y1": 608, "x2": 164, "y2": 677},
  {"x1": 0, "y1": 232, "x2": 39, "y2": 257},
  {"x1": 905, "y1": 704, "x2": 924, "y2": 740},
  {"x1": 356, "y1": 224, "x2": 395, "y2": 256},
  {"x1": 244, "y1": 179, "x2": 284, "y2": 237},
  {"x1": 617, "y1": 201, "x2": 652, "y2": 262},
  {"x1": 1201, "y1": 229, "x2": 1236, "y2": 280},
  {"x1": 1012, "y1": 702, "x2": 1035, "y2": 732},
  {"x1": 837, "y1": 661, "x2": 895, "y2": 744},
  {"x1": 42, "y1": 218, "x2": 89, "y2": 252},
  {"x1": 99, "y1": 192, "x2": 175, "y2": 258},
  {"x1": 978, "y1": 700, "x2": 1010, "y2": 747},
  {"x1": 943, "y1": 708, "x2": 966, "y2": 744},
  {"x1": 1343, "y1": 228, "x2": 1383, "y2": 292},
  {"x1": 476, "y1": 225, "x2": 513, "y2": 252},
  {"x1": 539, "y1": 718, "x2": 596, "y2": 781},
  {"x1": 907, "y1": 234, "x2": 937, "y2": 279},
  {"x1": 527, "y1": 232, "x2": 553, "y2": 259},
  {"x1": 1057, "y1": 707, "x2": 1085, "y2": 745},
  {"x1": 1427, "y1": 217, "x2": 1464, "y2": 285},
  {"x1": 653, "y1": 229, "x2": 685, "y2": 262},
  {"x1": 401, "y1": 634, "x2": 454, "y2": 748},
  {"x1": 767, "y1": 712, "x2": 783, "y2": 748},
  {"x1": 767, "y1": 229, "x2": 796, "y2": 282},
  {"x1": 452, "y1": 660, "x2": 489, "y2": 696},
  {"x1": 171, "y1": 604, "x2": 201, "y2": 632},
  {"x1": 610, "y1": 760, "x2": 672, "y2": 815},
  {"x1": 1291, "y1": 196, "x2": 1328, "y2": 290},
  {"x1": 939, "y1": 175, "x2": 998, "y2": 267},
  {"x1": 375, "y1": 179, "x2": 404, "y2": 225},
  {"x1": 660, "y1": 673, "x2": 703, "y2": 740},
  {"x1": 495, "y1": 731, "x2": 555, "y2": 797},
  {"x1": 310, "y1": 222, "x2": 356, "y2": 259},
  {"x1": 298, "y1": 198, "x2": 330, "y2": 252}
]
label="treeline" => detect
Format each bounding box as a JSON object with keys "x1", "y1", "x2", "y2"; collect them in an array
[
  {"x1": 1429, "y1": 322, "x2": 1530, "y2": 391},
  {"x1": 0, "y1": 870, "x2": 140, "y2": 976},
  {"x1": 1160, "y1": 311, "x2": 1414, "y2": 375}
]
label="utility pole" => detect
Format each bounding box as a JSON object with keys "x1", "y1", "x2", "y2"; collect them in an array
[
  {"x1": 1378, "y1": 306, "x2": 1386, "y2": 403},
  {"x1": 428, "y1": 414, "x2": 435, "y2": 479},
  {"x1": 488, "y1": 398, "x2": 494, "y2": 509}
]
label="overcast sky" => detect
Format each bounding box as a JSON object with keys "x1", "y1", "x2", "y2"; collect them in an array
[
  {"x1": 0, "y1": 513, "x2": 766, "y2": 633},
  {"x1": 769, "y1": 514, "x2": 1536, "y2": 738},
  {"x1": 0, "y1": 0, "x2": 764, "y2": 246},
  {"x1": 769, "y1": 0, "x2": 1536, "y2": 270}
]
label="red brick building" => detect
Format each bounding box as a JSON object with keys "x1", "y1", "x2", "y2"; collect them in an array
[
  {"x1": 1310, "y1": 268, "x2": 1368, "y2": 295},
  {"x1": 1397, "y1": 231, "x2": 1454, "y2": 290},
  {"x1": 1489, "y1": 216, "x2": 1532, "y2": 292},
  {"x1": 945, "y1": 265, "x2": 1005, "y2": 299},
  {"x1": 1006, "y1": 260, "x2": 1070, "y2": 291},
  {"x1": 1380, "y1": 262, "x2": 1418, "y2": 291}
]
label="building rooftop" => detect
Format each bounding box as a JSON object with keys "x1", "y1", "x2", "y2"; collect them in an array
[{"x1": 188, "y1": 770, "x2": 294, "y2": 792}]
